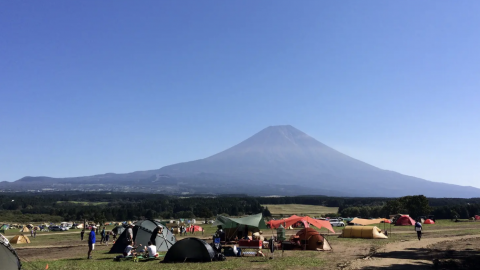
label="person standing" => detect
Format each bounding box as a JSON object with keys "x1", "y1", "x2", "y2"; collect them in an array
[
  {"x1": 80, "y1": 230, "x2": 85, "y2": 241},
  {"x1": 105, "y1": 231, "x2": 110, "y2": 246},
  {"x1": 100, "y1": 227, "x2": 106, "y2": 244},
  {"x1": 87, "y1": 226, "x2": 96, "y2": 259},
  {"x1": 415, "y1": 220, "x2": 422, "y2": 240},
  {"x1": 33, "y1": 227, "x2": 37, "y2": 238},
  {"x1": 127, "y1": 224, "x2": 134, "y2": 243},
  {"x1": 30, "y1": 228, "x2": 34, "y2": 237},
  {"x1": 150, "y1": 225, "x2": 163, "y2": 246}
]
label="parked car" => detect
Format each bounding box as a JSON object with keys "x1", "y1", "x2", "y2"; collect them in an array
[
  {"x1": 329, "y1": 219, "x2": 345, "y2": 227},
  {"x1": 49, "y1": 226, "x2": 62, "y2": 231},
  {"x1": 49, "y1": 226, "x2": 69, "y2": 231}
]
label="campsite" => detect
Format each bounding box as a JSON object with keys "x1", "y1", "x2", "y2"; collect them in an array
[{"x1": 2, "y1": 211, "x2": 480, "y2": 270}]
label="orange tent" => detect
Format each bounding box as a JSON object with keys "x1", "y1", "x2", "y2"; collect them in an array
[
  {"x1": 294, "y1": 228, "x2": 332, "y2": 251},
  {"x1": 424, "y1": 219, "x2": 435, "y2": 224},
  {"x1": 268, "y1": 215, "x2": 301, "y2": 228},
  {"x1": 269, "y1": 215, "x2": 334, "y2": 233}
]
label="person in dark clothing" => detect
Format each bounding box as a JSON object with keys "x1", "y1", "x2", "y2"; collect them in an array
[
  {"x1": 87, "y1": 227, "x2": 96, "y2": 259},
  {"x1": 80, "y1": 230, "x2": 85, "y2": 241},
  {"x1": 415, "y1": 220, "x2": 423, "y2": 240},
  {"x1": 100, "y1": 227, "x2": 106, "y2": 244},
  {"x1": 150, "y1": 225, "x2": 163, "y2": 246}
]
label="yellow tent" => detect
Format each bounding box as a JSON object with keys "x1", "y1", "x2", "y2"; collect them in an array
[
  {"x1": 19, "y1": 227, "x2": 30, "y2": 233},
  {"x1": 10, "y1": 234, "x2": 31, "y2": 244},
  {"x1": 339, "y1": 226, "x2": 387, "y2": 239}
]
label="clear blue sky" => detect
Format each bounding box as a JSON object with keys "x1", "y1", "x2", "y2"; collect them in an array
[{"x1": 1, "y1": 1, "x2": 479, "y2": 188}]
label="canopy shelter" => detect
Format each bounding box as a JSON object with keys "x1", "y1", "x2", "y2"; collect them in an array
[
  {"x1": 163, "y1": 238, "x2": 216, "y2": 263},
  {"x1": 213, "y1": 213, "x2": 268, "y2": 241},
  {"x1": 268, "y1": 215, "x2": 335, "y2": 234},
  {"x1": 214, "y1": 213, "x2": 267, "y2": 230},
  {"x1": 349, "y1": 218, "x2": 389, "y2": 226},
  {"x1": 267, "y1": 215, "x2": 301, "y2": 228},
  {"x1": 395, "y1": 215, "x2": 416, "y2": 226},
  {"x1": 340, "y1": 226, "x2": 388, "y2": 239},
  {"x1": 109, "y1": 219, "x2": 175, "y2": 254},
  {"x1": 186, "y1": 225, "x2": 204, "y2": 233},
  {"x1": 424, "y1": 219, "x2": 435, "y2": 224},
  {"x1": 0, "y1": 233, "x2": 21, "y2": 270}
]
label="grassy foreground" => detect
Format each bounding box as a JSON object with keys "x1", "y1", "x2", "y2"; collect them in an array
[{"x1": 20, "y1": 248, "x2": 326, "y2": 270}]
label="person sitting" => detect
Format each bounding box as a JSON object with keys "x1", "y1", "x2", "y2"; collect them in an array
[
  {"x1": 123, "y1": 241, "x2": 134, "y2": 257},
  {"x1": 144, "y1": 241, "x2": 158, "y2": 258}
]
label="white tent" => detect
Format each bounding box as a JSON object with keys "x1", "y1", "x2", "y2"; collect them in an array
[{"x1": 0, "y1": 233, "x2": 21, "y2": 270}]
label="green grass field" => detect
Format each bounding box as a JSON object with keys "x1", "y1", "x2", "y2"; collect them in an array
[
  {"x1": 262, "y1": 204, "x2": 338, "y2": 217},
  {"x1": 5, "y1": 218, "x2": 480, "y2": 270}
]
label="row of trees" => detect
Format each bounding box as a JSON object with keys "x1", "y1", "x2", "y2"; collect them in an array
[
  {"x1": 1, "y1": 192, "x2": 479, "y2": 223},
  {"x1": 0, "y1": 192, "x2": 269, "y2": 223},
  {"x1": 339, "y1": 195, "x2": 480, "y2": 220}
]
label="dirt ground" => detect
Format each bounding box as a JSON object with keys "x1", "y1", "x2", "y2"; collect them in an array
[{"x1": 342, "y1": 235, "x2": 480, "y2": 270}]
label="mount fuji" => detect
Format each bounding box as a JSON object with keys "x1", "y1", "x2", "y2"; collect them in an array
[{"x1": 3, "y1": 125, "x2": 479, "y2": 197}]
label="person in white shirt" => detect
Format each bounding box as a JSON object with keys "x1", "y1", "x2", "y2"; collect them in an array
[
  {"x1": 127, "y1": 225, "x2": 134, "y2": 242},
  {"x1": 123, "y1": 241, "x2": 134, "y2": 257},
  {"x1": 145, "y1": 241, "x2": 158, "y2": 257}
]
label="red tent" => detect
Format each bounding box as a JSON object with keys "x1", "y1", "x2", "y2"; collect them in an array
[
  {"x1": 424, "y1": 219, "x2": 435, "y2": 224},
  {"x1": 395, "y1": 215, "x2": 415, "y2": 226},
  {"x1": 269, "y1": 215, "x2": 334, "y2": 233},
  {"x1": 186, "y1": 225, "x2": 203, "y2": 232},
  {"x1": 475, "y1": 215, "x2": 480, "y2": 220}
]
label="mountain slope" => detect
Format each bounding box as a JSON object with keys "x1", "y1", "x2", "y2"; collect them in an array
[
  {"x1": 3, "y1": 125, "x2": 479, "y2": 197},
  {"x1": 158, "y1": 125, "x2": 480, "y2": 197}
]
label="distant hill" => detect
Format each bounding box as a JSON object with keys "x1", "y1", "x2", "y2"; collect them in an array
[{"x1": 2, "y1": 125, "x2": 479, "y2": 198}]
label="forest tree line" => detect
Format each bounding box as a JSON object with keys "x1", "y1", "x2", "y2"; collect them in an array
[{"x1": 1, "y1": 192, "x2": 479, "y2": 223}]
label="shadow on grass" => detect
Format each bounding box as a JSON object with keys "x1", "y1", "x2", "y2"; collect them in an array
[
  {"x1": 365, "y1": 245, "x2": 480, "y2": 270},
  {"x1": 362, "y1": 262, "x2": 431, "y2": 270}
]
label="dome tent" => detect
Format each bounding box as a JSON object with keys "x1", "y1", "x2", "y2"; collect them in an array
[
  {"x1": 0, "y1": 233, "x2": 22, "y2": 270},
  {"x1": 395, "y1": 215, "x2": 415, "y2": 226},
  {"x1": 424, "y1": 219, "x2": 435, "y2": 224},
  {"x1": 163, "y1": 238, "x2": 216, "y2": 263},
  {"x1": 109, "y1": 219, "x2": 175, "y2": 254},
  {"x1": 9, "y1": 235, "x2": 31, "y2": 244},
  {"x1": 294, "y1": 228, "x2": 332, "y2": 251}
]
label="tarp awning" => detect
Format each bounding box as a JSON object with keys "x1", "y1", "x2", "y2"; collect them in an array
[
  {"x1": 350, "y1": 218, "x2": 387, "y2": 226},
  {"x1": 213, "y1": 213, "x2": 267, "y2": 230},
  {"x1": 268, "y1": 215, "x2": 335, "y2": 233}
]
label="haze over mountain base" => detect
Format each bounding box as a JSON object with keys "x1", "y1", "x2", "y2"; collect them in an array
[{"x1": 2, "y1": 125, "x2": 479, "y2": 198}]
